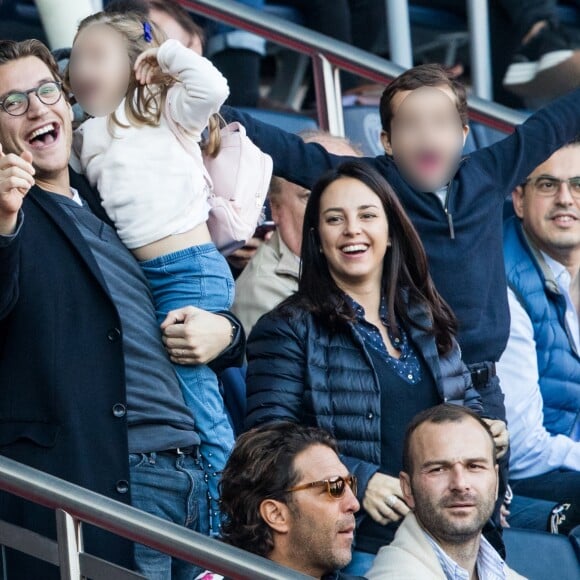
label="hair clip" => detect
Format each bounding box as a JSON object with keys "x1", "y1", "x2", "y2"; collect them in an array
[{"x1": 143, "y1": 21, "x2": 153, "y2": 43}]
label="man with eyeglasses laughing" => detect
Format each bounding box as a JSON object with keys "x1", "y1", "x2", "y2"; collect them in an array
[
  {"x1": 213, "y1": 422, "x2": 364, "y2": 580},
  {"x1": 496, "y1": 141, "x2": 580, "y2": 531},
  {"x1": 0, "y1": 39, "x2": 244, "y2": 579}
]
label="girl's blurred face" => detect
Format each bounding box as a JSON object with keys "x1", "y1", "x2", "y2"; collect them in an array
[{"x1": 69, "y1": 23, "x2": 132, "y2": 117}]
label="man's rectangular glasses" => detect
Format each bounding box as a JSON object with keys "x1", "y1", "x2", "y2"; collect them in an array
[
  {"x1": 287, "y1": 474, "x2": 357, "y2": 499},
  {"x1": 523, "y1": 176, "x2": 580, "y2": 199},
  {"x1": 0, "y1": 81, "x2": 63, "y2": 117}
]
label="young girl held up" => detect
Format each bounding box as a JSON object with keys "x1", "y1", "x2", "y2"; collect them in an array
[{"x1": 67, "y1": 11, "x2": 234, "y2": 539}]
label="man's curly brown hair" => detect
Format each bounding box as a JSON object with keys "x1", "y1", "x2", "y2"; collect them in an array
[{"x1": 219, "y1": 422, "x2": 338, "y2": 558}]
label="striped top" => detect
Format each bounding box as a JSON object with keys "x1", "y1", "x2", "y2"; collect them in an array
[{"x1": 424, "y1": 529, "x2": 507, "y2": 580}]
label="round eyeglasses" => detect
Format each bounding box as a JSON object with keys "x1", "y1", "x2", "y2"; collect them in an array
[
  {"x1": 286, "y1": 474, "x2": 358, "y2": 499},
  {"x1": 0, "y1": 81, "x2": 63, "y2": 117}
]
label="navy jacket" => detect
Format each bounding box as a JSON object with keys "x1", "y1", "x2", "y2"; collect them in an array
[
  {"x1": 0, "y1": 170, "x2": 243, "y2": 578},
  {"x1": 503, "y1": 216, "x2": 580, "y2": 438},
  {"x1": 245, "y1": 299, "x2": 496, "y2": 499},
  {"x1": 224, "y1": 87, "x2": 580, "y2": 365}
]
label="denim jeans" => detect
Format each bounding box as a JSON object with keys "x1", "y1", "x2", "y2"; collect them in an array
[
  {"x1": 140, "y1": 243, "x2": 236, "y2": 535},
  {"x1": 129, "y1": 451, "x2": 209, "y2": 579},
  {"x1": 207, "y1": 0, "x2": 266, "y2": 41}
]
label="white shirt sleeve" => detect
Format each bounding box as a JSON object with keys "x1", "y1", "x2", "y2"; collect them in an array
[
  {"x1": 156, "y1": 39, "x2": 229, "y2": 141},
  {"x1": 496, "y1": 288, "x2": 580, "y2": 478}
]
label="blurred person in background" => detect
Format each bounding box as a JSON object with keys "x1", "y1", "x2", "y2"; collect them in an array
[{"x1": 412, "y1": 0, "x2": 580, "y2": 107}]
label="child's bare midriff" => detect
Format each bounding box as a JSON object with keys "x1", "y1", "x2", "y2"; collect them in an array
[{"x1": 133, "y1": 221, "x2": 212, "y2": 261}]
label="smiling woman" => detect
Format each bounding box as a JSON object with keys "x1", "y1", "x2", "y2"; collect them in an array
[
  {"x1": 245, "y1": 160, "x2": 489, "y2": 574},
  {"x1": 317, "y1": 176, "x2": 390, "y2": 296}
]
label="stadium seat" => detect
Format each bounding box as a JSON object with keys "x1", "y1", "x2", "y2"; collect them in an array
[
  {"x1": 409, "y1": 5, "x2": 465, "y2": 30},
  {"x1": 0, "y1": 0, "x2": 38, "y2": 20},
  {"x1": 237, "y1": 107, "x2": 318, "y2": 134},
  {"x1": 343, "y1": 105, "x2": 508, "y2": 158},
  {"x1": 503, "y1": 528, "x2": 580, "y2": 580},
  {"x1": 464, "y1": 122, "x2": 506, "y2": 154},
  {"x1": 343, "y1": 106, "x2": 384, "y2": 157},
  {"x1": 558, "y1": 2, "x2": 580, "y2": 27}
]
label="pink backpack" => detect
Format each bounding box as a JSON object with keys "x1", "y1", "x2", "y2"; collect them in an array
[
  {"x1": 203, "y1": 122, "x2": 273, "y2": 255},
  {"x1": 164, "y1": 96, "x2": 273, "y2": 256}
]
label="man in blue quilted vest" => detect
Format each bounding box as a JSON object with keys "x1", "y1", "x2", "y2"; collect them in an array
[{"x1": 498, "y1": 141, "x2": 580, "y2": 532}]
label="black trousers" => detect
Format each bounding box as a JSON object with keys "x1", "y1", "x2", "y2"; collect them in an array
[
  {"x1": 411, "y1": 0, "x2": 559, "y2": 106},
  {"x1": 510, "y1": 469, "x2": 580, "y2": 506},
  {"x1": 278, "y1": 0, "x2": 386, "y2": 90},
  {"x1": 281, "y1": 0, "x2": 385, "y2": 52},
  {"x1": 511, "y1": 469, "x2": 580, "y2": 532},
  {"x1": 412, "y1": 0, "x2": 557, "y2": 39}
]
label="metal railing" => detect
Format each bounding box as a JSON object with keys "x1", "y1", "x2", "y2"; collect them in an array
[
  {"x1": 179, "y1": 0, "x2": 527, "y2": 133},
  {"x1": 0, "y1": 455, "x2": 311, "y2": 579},
  {"x1": 385, "y1": 1, "x2": 493, "y2": 100},
  {"x1": 0, "y1": 3, "x2": 528, "y2": 575}
]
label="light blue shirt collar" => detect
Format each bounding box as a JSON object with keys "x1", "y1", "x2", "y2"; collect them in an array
[
  {"x1": 541, "y1": 251, "x2": 580, "y2": 353},
  {"x1": 424, "y1": 529, "x2": 507, "y2": 580}
]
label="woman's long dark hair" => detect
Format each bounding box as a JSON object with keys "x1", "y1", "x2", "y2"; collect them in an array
[{"x1": 282, "y1": 160, "x2": 457, "y2": 355}]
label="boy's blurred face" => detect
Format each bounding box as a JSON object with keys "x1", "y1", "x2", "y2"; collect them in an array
[{"x1": 380, "y1": 86, "x2": 469, "y2": 193}]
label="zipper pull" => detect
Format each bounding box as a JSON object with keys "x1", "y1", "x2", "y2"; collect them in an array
[{"x1": 446, "y1": 211, "x2": 455, "y2": 240}]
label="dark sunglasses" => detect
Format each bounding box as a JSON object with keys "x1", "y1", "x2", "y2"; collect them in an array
[{"x1": 286, "y1": 474, "x2": 357, "y2": 499}]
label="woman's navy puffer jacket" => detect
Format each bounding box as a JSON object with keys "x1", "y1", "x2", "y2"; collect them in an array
[{"x1": 246, "y1": 298, "x2": 503, "y2": 497}]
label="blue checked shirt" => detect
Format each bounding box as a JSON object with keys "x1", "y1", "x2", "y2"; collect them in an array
[
  {"x1": 424, "y1": 530, "x2": 508, "y2": 580},
  {"x1": 344, "y1": 294, "x2": 422, "y2": 385}
]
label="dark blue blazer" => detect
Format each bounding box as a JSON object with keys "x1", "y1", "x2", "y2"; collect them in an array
[
  {"x1": 0, "y1": 170, "x2": 134, "y2": 576},
  {"x1": 0, "y1": 169, "x2": 244, "y2": 577}
]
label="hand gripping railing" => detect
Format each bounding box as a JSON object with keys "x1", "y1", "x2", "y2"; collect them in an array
[
  {"x1": 0, "y1": 455, "x2": 312, "y2": 579},
  {"x1": 178, "y1": 0, "x2": 527, "y2": 134}
]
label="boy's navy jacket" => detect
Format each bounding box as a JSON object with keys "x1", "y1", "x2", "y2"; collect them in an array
[{"x1": 223, "y1": 88, "x2": 580, "y2": 365}]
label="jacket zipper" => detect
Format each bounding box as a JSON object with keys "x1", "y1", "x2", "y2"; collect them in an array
[{"x1": 443, "y1": 179, "x2": 455, "y2": 240}]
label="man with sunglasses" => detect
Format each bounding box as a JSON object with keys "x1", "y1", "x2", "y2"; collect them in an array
[
  {"x1": 496, "y1": 141, "x2": 580, "y2": 530},
  {"x1": 217, "y1": 422, "x2": 364, "y2": 579},
  {"x1": 0, "y1": 39, "x2": 243, "y2": 578}
]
